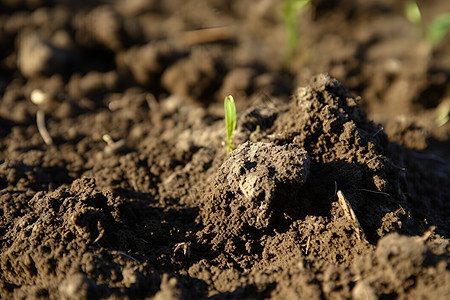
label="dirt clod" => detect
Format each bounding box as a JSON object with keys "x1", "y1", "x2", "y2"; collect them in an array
[
  {"x1": 59, "y1": 273, "x2": 99, "y2": 300},
  {"x1": 200, "y1": 141, "x2": 309, "y2": 250}
]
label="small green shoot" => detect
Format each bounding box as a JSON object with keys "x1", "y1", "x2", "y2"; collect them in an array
[
  {"x1": 224, "y1": 95, "x2": 236, "y2": 152},
  {"x1": 405, "y1": 0, "x2": 422, "y2": 28},
  {"x1": 405, "y1": 1, "x2": 450, "y2": 46},
  {"x1": 427, "y1": 14, "x2": 450, "y2": 45},
  {"x1": 282, "y1": 0, "x2": 311, "y2": 57}
]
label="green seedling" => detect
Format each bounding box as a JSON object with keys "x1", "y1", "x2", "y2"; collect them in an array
[
  {"x1": 405, "y1": 1, "x2": 450, "y2": 46},
  {"x1": 405, "y1": 0, "x2": 421, "y2": 28},
  {"x1": 224, "y1": 95, "x2": 236, "y2": 152},
  {"x1": 282, "y1": 0, "x2": 311, "y2": 56},
  {"x1": 427, "y1": 14, "x2": 450, "y2": 45}
]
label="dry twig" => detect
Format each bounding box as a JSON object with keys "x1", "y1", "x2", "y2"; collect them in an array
[
  {"x1": 180, "y1": 26, "x2": 234, "y2": 45},
  {"x1": 337, "y1": 190, "x2": 366, "y2": 241}
]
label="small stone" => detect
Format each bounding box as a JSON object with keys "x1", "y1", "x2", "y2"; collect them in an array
[
  {"x1": 59, "y1": 273, "x2": 98, "y2": 300},
  {"x1": 352, "y1": 281, "x2": 377, "y2": 300},
  {"x1": 18, "y1": 34, "x2": 71, "y2": 78}
]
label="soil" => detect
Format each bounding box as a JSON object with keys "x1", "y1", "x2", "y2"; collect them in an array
[{"x1": 1, "y1": 0, "x2": 449, "y2": 299}]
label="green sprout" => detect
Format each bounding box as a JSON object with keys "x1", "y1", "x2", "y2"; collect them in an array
[
  {"x1": 224, "y1": 95, "x2": 236, "y2": 152},
  {"x1": 405, "y1": 1, "x2": 450, "y2": 46},
  {"x1": 405, "y1": 0, "x2": 421, "y2": 28},
  {"x1": 427, "y1": 14, "x2": 450, "y2": 45},
  {"x1": 282, "y1": 0, "x2": 311, "y2": 57}
]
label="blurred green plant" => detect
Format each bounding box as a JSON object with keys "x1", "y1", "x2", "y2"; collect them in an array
[
  {"x1": 224, "y1": 95, "x2": 237, "y2": 152},
  {"x1": 405, "y1": 0, "x2": 450, "y2": 46},
  {"x1": 282, "y1": 0, "x2": 311, "y2": 56}
]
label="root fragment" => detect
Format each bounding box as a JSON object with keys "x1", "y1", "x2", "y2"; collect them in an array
[
  {"x1": 173, "y1": 242, "x2": 191, "y2": 257},
  {"x1": 416, "y1": 225, "x2": 436, "y2": 242},
  {"x1": 102, "y1": 134, "x2": 126, "y2": 154},
  {"x1": 36, "y1": 110, "x2": 53, "y2": 145},
  {"x1": 305, "y1": 236, "x2": 311, "y2": 255}
]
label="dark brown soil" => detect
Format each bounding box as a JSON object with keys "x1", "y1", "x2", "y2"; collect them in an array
[{"x1": 1, "y1": 0, "x2": 449, "y2": 299}]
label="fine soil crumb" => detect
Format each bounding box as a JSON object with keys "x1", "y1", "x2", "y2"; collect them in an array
[
  {"x1": 354, "y1": 233, "x2": 450, "y2": 299},
  {"x1": 274, "y1": 74, "x2": 420, "y2": 242}
]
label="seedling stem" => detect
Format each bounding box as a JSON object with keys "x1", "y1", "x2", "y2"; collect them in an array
[{"x1": 224, "y1": 95, "x2": 236, "y2": 152}]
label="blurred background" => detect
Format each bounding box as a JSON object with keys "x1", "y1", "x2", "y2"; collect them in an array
[{"x1": 0, "y1": 0, "x2": 449, "y2": 155}]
